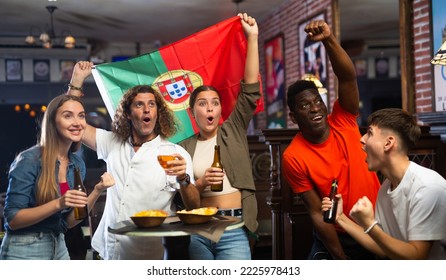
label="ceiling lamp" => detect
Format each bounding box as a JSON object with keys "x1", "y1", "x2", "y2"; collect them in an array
[
  {"x1": 301, "y1": 73, "x2": 327, "y2": 95},
  {"x1": 431, "y1": 40, "x2": 446, "y2": 65},
  {"x1": 25, "y1": 5, "x2": 76, "y2": 49},
  {"x1": 302, "y1": 73, "x2": 328, "y2": 106}
]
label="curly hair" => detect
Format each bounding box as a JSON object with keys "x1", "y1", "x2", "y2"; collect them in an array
[
  {"x1": 286, "y1": 80, "x2": 319, "y2": 111},
  {"x1": 112, "y1": 85, "x2": 177, "y2": 142}
]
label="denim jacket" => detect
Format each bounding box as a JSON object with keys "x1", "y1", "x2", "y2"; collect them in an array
[{"x1": 3, "y1": 145, "x2": 86, "y2": 234}]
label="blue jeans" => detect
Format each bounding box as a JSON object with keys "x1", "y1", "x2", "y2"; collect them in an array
[
  {"x1": 0, "y1": 232, "x2": 70, "y2": 260},
  {"x1": 189, "y1": 227, "x2": 251, "y2": 260},
  {"x1": 308, "y1": 230, "x2": 376, "y2": 260}
]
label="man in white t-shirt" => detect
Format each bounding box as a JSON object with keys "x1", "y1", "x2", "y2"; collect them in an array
[
  {"x1": 68, "y1": 62, "x2": 200, "y2": 259},
  {"x1": 323, "y1": 108, "x2": 446, "y2": 259}
]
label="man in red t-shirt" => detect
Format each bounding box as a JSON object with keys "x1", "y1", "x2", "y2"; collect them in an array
[{"x1": 282, "y1": 20, "x2": 380, "y2": 260}]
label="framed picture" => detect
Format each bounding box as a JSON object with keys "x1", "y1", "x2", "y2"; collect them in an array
[
  {"x1": 298, "y1": 12, "x2": 327, "y2": 87},
  {"x1": 33, "y1": 59, "x2": 50, "y2": 82},
  {"x1": 5, "y1": 59, "x2": 22, "y2": 81},
  {"x1": 431, "y1": 0, "x2": 446, "y2": 112},
  {"x1": 354, "y1": 59, "x2": 367, "y2": 78},
  {"x1": 264, "y1": 33, "x2": 286, "y2": 128},
  {"x1": 60, "y1": 60, "x2": 76, "y2": 81},
  {"x1": 375, "y1": 57, "x2": 389, "y2": 78}
]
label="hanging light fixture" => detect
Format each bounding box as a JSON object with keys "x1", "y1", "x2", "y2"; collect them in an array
[
  {"x1": 302, "y1": 73, "x2": 328, "y2": 106},
  {"x1": 64, "y1": 34, "x2": 76, "y2": 49},
  {"x1": 232, "y1": 0, "x2": 244, "y2": 13},
  {"x1": 301, "y1": 73, "x2": 327, "y2": 95},
  {"x1": 25, "y1": 26, "x2": 40, "y2": 45},
  {"x1": 24, "y1": 5, "x2": 76, "y2": 49},
  {"x1": 431, "y1": 40, "x2": 446, "y2": 65}
]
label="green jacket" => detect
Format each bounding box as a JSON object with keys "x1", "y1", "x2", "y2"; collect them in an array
[{"x1": 179, "y1": 81, "x2": 261, "y2": 233}]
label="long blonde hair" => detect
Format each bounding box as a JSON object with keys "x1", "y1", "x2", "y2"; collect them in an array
[{"x1": 36, "y1": 94, "x2": 84, "y2": 205}]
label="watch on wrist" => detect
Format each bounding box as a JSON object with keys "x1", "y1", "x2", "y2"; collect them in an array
[{"x1": 176, "y1": 173, "x2": 190, "y2": 187}]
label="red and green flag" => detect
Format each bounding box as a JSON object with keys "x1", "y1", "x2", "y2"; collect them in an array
[{"x1": 92, "y1": 16, "x2": 264, "y2": 143}]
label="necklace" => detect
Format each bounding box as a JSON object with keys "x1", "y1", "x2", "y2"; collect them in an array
[
  {"x1": 130, "y1": 136, "x2": 151, "y2": 147},
  {"x1": 131, "y1": 140, "x2": 144, "y2": 147}
]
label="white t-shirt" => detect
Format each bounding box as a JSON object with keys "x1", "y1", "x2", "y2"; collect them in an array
[
  {"x1": 375, "y1": 161, "x2": 446, "y2": 259},
  {"x1": 91, "y1": 129, "x2": 194, "y2": 260}
]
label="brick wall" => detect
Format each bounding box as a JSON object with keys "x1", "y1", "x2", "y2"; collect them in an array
[{"x1": 413, "y1": 0, "x2": 434, "y2": 113}]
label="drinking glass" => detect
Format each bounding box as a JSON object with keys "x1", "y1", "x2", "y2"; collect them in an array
[{"x1": 157, "y1": 144, "x2": 178, "y2": 191}]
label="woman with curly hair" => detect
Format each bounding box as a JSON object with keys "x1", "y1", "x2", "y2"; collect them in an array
[{"x1": 67, "y1": 62, "x2": 199, "y2": 259}]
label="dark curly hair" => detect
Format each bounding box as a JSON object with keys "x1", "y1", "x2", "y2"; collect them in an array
[
  {"x1": 112, "y1": 85, "x2": 177, "y2": 142},
  {"x1": 286, "y1": 80, "x2": 318, "y2": 111}
]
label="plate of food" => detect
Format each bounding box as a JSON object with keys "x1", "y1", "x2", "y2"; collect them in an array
[
  {"x1": 176, "y1": 207, "x2": 218, "y2": 225},
  {"x1": 130, "y1": 209, "x2": 169, "y2": 228}
]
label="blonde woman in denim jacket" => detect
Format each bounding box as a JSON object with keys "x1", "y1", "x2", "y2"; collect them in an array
[{"x1": 1, "y1": 95, "x2": 114, "y2": 259}]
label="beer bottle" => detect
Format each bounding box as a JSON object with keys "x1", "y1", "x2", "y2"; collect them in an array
[
  {"x1": 73, "y1": 167, "x2": 88, "y2": 220},
  {"x1": 323, "y1": 179, "x2": 338, "y2": 224},
  {"x1": 211, "y1": 145, "x2": 224, "y2": 192}
]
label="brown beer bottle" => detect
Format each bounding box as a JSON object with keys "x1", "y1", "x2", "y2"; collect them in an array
[
  {"x1": 73, "y1": 167, "x2": 88, "y2": 220},
  {"x1": 323, "y1": 179, "x2": 338, "y2": 223},
  {"x1": 211, "y1": 145, "x2": 224, "y2": 192}
]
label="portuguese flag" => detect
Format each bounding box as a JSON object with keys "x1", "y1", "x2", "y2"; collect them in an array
[{"x1": 92, "y1": 16, "x2": 264, "y2": 143}]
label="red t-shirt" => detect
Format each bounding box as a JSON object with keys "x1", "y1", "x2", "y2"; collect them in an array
[
  {"x1": 282, "y1": 101, "x2": 380, "y2": 216},
  {"x1": 59, "y1": 182, "x2": 70, "y2": 196}
]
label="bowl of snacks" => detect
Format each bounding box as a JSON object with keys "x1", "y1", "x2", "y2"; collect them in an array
[
  {"x1": 176, "y1": 207, "x2": 218, "y2": 225},
  {"x1": 130, "y1": 209, "x2": 169, "y2": 228}
]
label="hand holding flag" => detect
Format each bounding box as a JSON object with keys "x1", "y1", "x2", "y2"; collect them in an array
[{"x1": 92, "y1": 16, "x2": 264, "y2": 143}]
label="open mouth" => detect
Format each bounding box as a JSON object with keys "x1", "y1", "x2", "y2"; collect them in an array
[
  {"x1": 312, "y1": 115, "x2": 323, "y2": 122},
  {"x1": 143, "y1": 117, "x2": 151, "y2": 123},
  {"x1": 69, "y1": 129, "x2": 82, "y2": 136},
  {"x1": 207, "y1": 116, "x2": 214, "y2": 123}
]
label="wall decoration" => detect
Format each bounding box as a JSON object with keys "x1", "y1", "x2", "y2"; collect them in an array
[
  {"x1": 298, "y1": 12, "x2": 327, "y2": 87},
  {"x1": 264, "y1": 33, "x2": 286, "y2": 128},
  {"x1": 60, "y1": 60, "x2": 76, "y2": 81},
  {"x1": 375, "y1": 57, "x2": 389, "y2": 78},
  {"x1": 354, "y1": 59, "x2": 367, "y2": 78},
  {"x1": 33, "y1": 59, "x2": 50, "y2": 82},
  {"x1": 431, "y1": 0, "x2": 446, "y2": 112},
  {"x1": 5, "y1": 59, "x2": 22, "y2": 81}
]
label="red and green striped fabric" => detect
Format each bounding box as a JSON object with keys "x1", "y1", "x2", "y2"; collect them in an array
[{"x1": 92, "y1": 16, "x2": 263, "y2": 143}]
